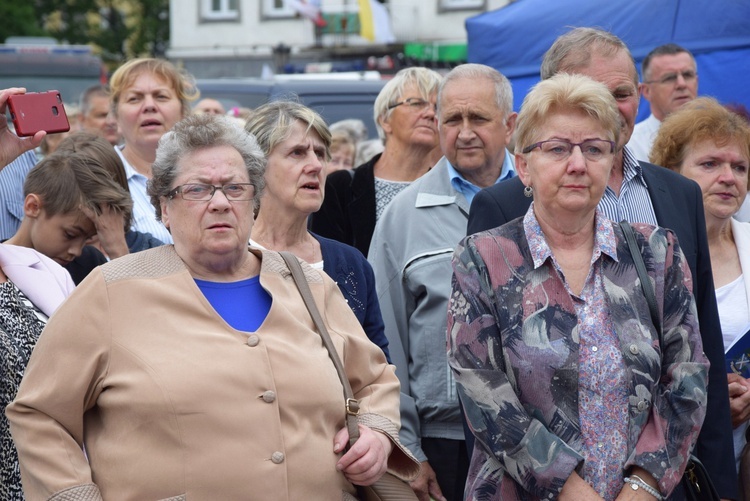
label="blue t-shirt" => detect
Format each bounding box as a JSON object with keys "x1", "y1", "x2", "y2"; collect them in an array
[{"x1": 195, "y1": 276, "x2": 271, "y2": 332}]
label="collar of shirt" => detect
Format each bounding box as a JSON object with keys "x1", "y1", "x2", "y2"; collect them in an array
[
  {"x1": 621, "y1": 147, "x2": 648, "y2": 188},
  {"x1": 116, "y1": 145, "x2": 146, "y2": 182},
  {"x1": 523, "y1": 204, "x2": 619, "y2": 270},
  {"x1": 447, "y1": 149, "x2": 516, "y2": 206}
]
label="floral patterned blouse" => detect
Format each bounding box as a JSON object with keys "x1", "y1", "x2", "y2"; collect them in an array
[
  {"x1": 447, "y1": 206, "x2": 708, "y2": 500},
  {"x1": 526, "y1": 209, "x2": 628, "y2": 499}
]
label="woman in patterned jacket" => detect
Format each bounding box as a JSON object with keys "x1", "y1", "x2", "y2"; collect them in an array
[{"x1": 447, "y1": 73, "x2": 708, "y2": 501}]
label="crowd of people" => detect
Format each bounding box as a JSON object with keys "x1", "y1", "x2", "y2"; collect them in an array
[{"x1": 0, "y1": 25, "x2": 748, "y2": 501}]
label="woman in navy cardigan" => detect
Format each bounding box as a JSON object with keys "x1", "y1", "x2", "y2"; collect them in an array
[{"x1": 246, "y1": 101, "x2": 390, "y2": 362}]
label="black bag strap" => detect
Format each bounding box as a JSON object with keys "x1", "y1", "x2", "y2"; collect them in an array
[
  {"x1": 620, "y1": 223, "x2": 722, "y2": 499},
  {"x1": 619, "y1": 220, "x2": 661, "y2": 335},
  {"x1": 278, "y1": 251, "x2": 361, "y2": 447}
]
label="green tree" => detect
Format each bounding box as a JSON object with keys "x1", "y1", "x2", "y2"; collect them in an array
[
  {"x1": 129, "y1": 0, "x2": 169, "y2": 58},
  {"x1": 0, "y1": 2, "x2": 46, "y2": 42},
  {"x1": 2, "y1": 0, "x2": 169, "y2": 63}
]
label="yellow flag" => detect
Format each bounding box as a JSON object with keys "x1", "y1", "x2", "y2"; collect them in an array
[{"x1": 358, "y1": 0, "x2": 375, "y2": 42}]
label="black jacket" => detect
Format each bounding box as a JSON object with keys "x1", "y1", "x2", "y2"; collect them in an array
[{"x1": 310, "y1": 154, "x2": 379, "y2": 258}]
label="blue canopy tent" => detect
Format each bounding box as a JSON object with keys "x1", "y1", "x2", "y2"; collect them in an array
[{"x1": 466, "y1": 0, "x2": 750, "y2": 121}]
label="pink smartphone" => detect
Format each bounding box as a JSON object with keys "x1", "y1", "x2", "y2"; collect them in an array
[{"x1": 7, "y1": 90, "x2": 70, "y2": 137}]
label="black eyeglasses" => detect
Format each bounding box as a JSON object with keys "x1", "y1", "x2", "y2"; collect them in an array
[
  {"x1": 522, "y1": 139, "x2": 616, "y2": 162},
  {"x1": 645, "y1": 70, "x2": 697, "y2": 85},
  {"x1": 167, "y1": 183, "x2": 255, "y2": 201},
  {"x1": 387, "y1": 97, "x2": 435, "y2": 112}
]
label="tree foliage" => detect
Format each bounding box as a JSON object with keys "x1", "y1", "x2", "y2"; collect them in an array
[
  {"x1": 0, "y1": 2, "x2": 45, "y2": 42},
  {"x1": 2, "y1": 0, "x2": 169, "y2": 65}
]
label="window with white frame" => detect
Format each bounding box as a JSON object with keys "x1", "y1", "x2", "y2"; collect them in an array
[
  {"x1": 438, "y1": 0, "x2": 486, "y2": 11},
  {"x1": 201, "y1": 0, "x2": 239, "y2": 21},
  {"x1": 262, "y1": 0, "x2": 297, "y2": 19}
]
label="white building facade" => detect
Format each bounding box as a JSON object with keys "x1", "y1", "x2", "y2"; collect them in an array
[{"x1": 168, "y1": 0, "x2": 511, "y2": 78}]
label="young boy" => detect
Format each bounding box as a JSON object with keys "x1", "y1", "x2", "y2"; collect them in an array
[{"x1": 5, "y1": 149, "x2": 132, "y2": 282}]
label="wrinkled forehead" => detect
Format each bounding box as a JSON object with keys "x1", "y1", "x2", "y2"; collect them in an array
[
  {"x1": 565, "y1": 47, "x2": 638, "y2": 86},
  {"x1": 648, "y1": 52, "x2": 697, "y2": 76}
]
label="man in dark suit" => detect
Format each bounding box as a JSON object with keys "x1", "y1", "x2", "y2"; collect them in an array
[{"x1": 468, "y1": 27, "x2": 737, "y2": 500}]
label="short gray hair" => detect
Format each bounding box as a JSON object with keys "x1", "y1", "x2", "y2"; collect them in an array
[
  {"x1": 79, "y1": 84, "x2": 110, "y2": 116},
  {"x1": 148, "y1": 114, "x2": 265, "y2": 221},
  {"x1": 541, "y1": 27, "x2": 638, "y2": 86},
  {"x1": 373, "y1": 67, "x2": 443, "y2": 142},
  {"x1": 437, "y1": 63, "x2": 514, "y2": 119},
  {"x1": 330, "y1": 118, "x2": 368, "y2": 144},
  {"x1": 641, "y1": 43, "x2": 696, "y2": 82},
  {"x1": 245, "y1": 100, "x2": 332, "y2": 158}
]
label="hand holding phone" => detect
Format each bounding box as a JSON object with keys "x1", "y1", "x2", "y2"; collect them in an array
[
  {"x1": 7, "y1": 90, "x2": 70, "y2": 137},
  {"x1": 0, "y1": 88, "x2": 46, "y2": 169}
]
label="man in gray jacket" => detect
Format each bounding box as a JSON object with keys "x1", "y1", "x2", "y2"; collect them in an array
[{"x1": 368, "y1": 64, "x2": 517, "y2": 501}]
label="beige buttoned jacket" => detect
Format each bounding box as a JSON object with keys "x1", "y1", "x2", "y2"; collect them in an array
[{"x1": 8, "y1": 246, "x2": 418, "y2": 500}]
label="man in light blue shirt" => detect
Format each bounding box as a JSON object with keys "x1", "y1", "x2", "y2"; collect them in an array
[
  {"x1": 447, "y1": 148, "x2": 515, "y2": 206},
  {"x1": 0, "y1": 150, "x2": 37, "y2": 240},
  {"x1": 0, "y1": 88, "x2": 46, "y2": 239},
  {"x1": 368, "y1": 64, "x2": 516, "y2": 501}
]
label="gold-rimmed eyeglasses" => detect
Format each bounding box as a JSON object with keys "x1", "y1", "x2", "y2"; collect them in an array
[{"x1": 167, "y1": 183, "x2": 255, "y2": 201}]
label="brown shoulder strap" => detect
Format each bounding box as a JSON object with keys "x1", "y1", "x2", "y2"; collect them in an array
[{"x1": 278, "y1": 251, "x2": 360, "y2": 445}]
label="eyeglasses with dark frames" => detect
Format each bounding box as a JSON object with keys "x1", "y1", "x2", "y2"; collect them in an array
[
  {"x1": 522, "y1": 139, "x2": 616, "y2": 162},
  {"x1": 167, "y1": 183, "x2": 255, "y2": 201},
  {"x1": 387, "y1": 97, "x2": 436, "y2": 112},
  {"x1": 644, "y1": 70, "x2": 697, "y2": 86}
]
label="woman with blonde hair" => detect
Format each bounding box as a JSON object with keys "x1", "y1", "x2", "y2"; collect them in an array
[
  {"x1": 449, "y1": 73, "x2": 707, "y2": 500},
  {"x1": 311, "y1": 67, "x2": 442, "y2": 257},
  {"x1": 109, "y1": 57, "x2": 199, "y2": 244}
]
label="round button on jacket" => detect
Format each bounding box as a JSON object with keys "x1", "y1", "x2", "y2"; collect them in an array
[
  {"x1": 262, "y1": 390, "x2": 276, "y2": 403},
  {"x1": 246, "y1": 334, "x2": 260, "y2": 347},
  {"x1": 629, "y1": 344, "x2": 639, "y2": 355},
  {"x1": 271, "y1": 451, "x2": 285, "y2": 464}
]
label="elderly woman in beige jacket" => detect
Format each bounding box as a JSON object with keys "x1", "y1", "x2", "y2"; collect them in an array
[{"x1": 7, "y1": 114, "x2": 418, "y2": 500}]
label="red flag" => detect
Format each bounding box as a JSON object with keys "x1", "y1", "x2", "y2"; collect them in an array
[{"x1": 289, "y1": 0, "x2": 327, "y2": 28}]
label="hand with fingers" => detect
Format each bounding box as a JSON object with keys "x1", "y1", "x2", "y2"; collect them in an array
[
  {"x1": 409, "y1": 460, "x2": 446, "y2": 501},
  {"x1": 82, "y1": 204, "x2": 129, "y2": 259},
  {"x1": 727, "y1": 372, "x2": 750, "y2": 428},
  {"x1": 0, "y1": 88, "x2": 46, "y2": 169},
  {"x1": 334, "y1": 424, "x2": 392, "y2": 487}
]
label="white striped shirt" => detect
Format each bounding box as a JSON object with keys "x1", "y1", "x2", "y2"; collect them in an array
[
  {"x1": 116, "y1": 146, "x2": 173, "y2": 244},
  {"x1": 0, "y1": 150, "x2": 38, "y2": 240},
  {"x1": 598, "y1": 147, "x2": 658, "y2": 226}
]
